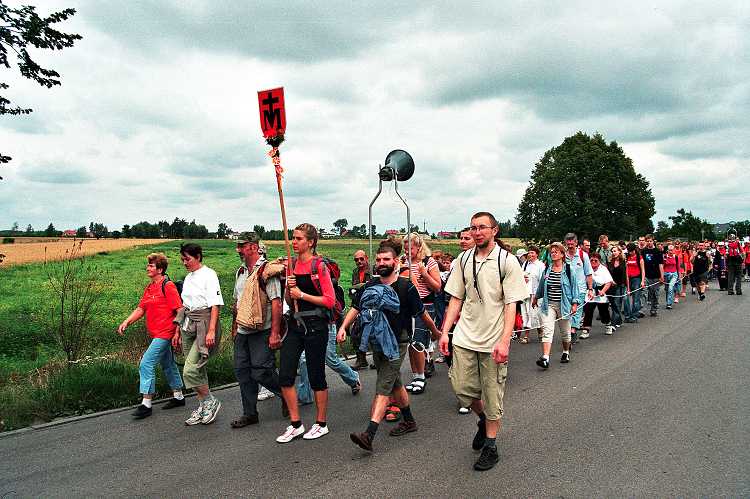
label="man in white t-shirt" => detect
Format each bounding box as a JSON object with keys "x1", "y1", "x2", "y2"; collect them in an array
[{"x1": 439, "y1": 212, "x2": 528, "y2": 472}]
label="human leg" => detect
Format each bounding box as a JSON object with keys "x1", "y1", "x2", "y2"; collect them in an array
[
  {"x1": 324, "y1": 324, "x2": 359, "y2": 388},
  {"x1": 233, "y1": 333, "x2": 260, "y2": 417}
]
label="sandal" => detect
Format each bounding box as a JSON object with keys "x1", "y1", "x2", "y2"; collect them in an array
[
  {"x1": 385, "y1": 405, "x2": 401, "y2": 422},
  {"x1": 410, "y1": 379, "x2": 426, "y2": 394}
]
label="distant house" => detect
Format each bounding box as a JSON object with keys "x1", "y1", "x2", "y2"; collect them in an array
[
  {"x1": 385, "y1": 229, "x2": 401, "y2": 236},
  {"x1": 437, "y1": 231, "x2": 457, "y2": 239},
  {"x1": 62, "y1": 230, "x2": 77, "y2": 237},
  {"x1": 226, "y1": 231, "x2": 240, "y2": 240}
]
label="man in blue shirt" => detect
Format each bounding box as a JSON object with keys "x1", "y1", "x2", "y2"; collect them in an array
[{"x1": 564, "y1": 233, "x2": 593, "y2": 341}]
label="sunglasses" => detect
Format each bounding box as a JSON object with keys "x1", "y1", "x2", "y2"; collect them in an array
[{"x1": 354, "y1": 257, "x2": 366, "y2": 262}]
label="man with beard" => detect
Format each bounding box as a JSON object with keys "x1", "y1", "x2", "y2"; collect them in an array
[
  {"x1": 338, "y1": 238, "x2": 440, "y2": 452},
  {"x1": 440, "y1": 212, "x2": 528, "y2": 471}
]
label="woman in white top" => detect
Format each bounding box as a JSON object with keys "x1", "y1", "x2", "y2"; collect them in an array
[
  {"x1": 174, "y1": 243, "x2": 224, "y2": 426},
  {"x1": 519, "y1": 245, "x2": 546, "y2": 343},
  {"x1": 580, "y1": 252, "x2": 614, "y2": 337}
]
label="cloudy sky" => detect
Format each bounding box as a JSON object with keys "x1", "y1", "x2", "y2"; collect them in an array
[{"x1": 1, "y1": 1, "x2": 748, "y2": 234}]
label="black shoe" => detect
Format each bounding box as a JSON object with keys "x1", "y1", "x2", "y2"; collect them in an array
[
  {"x1": 425, "y1": 360, "x2": 435, "y2": 378},
  {"x1": 728, "y1": 290, "x2": 735, "y2": 295},
  {"x1": 389, "y1": 420, "x2": 418, "y2": 437},
  {"x1": 737, "y1": 290, "x2": 743, "y2": 295},
  {"x1": 352, "y1": 353, "x2": 369, "y2": 371},
  {"x1": 650, "y1": 311, "x2": 658, "y2": 317},
  {"x1": 472, "y1": 420, "x2": 487, "y2": 450},
  {"x1": 473, "y1": 445, "x2": 499, "y2": 471},
  {"x1": 637, "y1": 312, "x2": 645, "y2": 318},
  {"x1": 535, "y1": 356, "x2": 550, "y2": 369},
  {"x1": 350, "y1": 431, "x2": 374, "y2": 452},
  {"x1": 699, "y1": 293, "x2": 706, "y2": 301},
  {"x1": 230, "y1": 414, "x2": 259, "y2": 428},
  {"x1": 132, "y1": 404, "x2": 152, "y2": 419},
  {"x1": 665, "y1": 305, "x2": 673, "y2": 310},
  {"x1": 560, "y1": 352, "x2": 570, "y2": 363},
  {"x1": 161, "y1": 398, "x2": 186, "y2": 410}
]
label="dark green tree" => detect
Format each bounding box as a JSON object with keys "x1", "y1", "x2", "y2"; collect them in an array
[
  {"x1": 0, "y1": 2, "x2": 82, "y2": 178},
  {"x1": 656, "y1": 208, "x2": 716, "y2": 241},
  {"x1": 253, "y1": 224, "x2": 265, "y2": 238},
  {"x1": 121, "y1": 224, "x2": 131, "y2": 238},
  {"x1": 25, "y1": 223, "x2": 32, "y2": 233},
  {"x1": 75, "y1": 226, "x2": 86, "y2": 238},
  {"x1": 515, "y1": 132, "x2": 655, "y2": 243},
  {"x1": 216, "y1": 222, "x2": 230, "y2": 239},
  {"x1": 44, "y1": 222, "x2": 57, "y2": 236},
  {"x1": 333, "y1": 218, "x2": 348, "y2": 236}
]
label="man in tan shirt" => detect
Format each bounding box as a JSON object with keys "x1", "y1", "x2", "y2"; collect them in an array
[{"x1": 440, "y1": 211, "x2": 528, "y2": 471}]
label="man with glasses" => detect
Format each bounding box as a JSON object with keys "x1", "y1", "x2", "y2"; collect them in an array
[
  {"x1": 440, "y1": 212, "x2": 527, "y2": 471},
  {"x1": 349, "y1": 250, "x2": 372, "y2": 370}
]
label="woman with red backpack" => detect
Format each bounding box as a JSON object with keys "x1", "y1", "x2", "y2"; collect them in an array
[{"x1": 276, "y1": 223, "x2": 336, "y2": 443}]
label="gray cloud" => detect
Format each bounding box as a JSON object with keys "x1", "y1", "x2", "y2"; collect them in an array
[{"x1": 21, "y1": 163, "x2": 93, "y2": 184}]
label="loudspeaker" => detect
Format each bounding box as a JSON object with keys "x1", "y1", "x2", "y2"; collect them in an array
[{"x1": 379, "y1": 149, "x2": 414, "y2": 182}]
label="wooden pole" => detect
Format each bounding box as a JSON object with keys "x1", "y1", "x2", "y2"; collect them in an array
[{"x1": 270, "y1": 147, "x2": 297, "y2": 313}]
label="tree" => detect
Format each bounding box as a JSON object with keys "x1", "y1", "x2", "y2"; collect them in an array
[
  {"x1": 44, "y1": 222, "x2": 56, "y2": 236},
  {"x1": 333, "y1": 218, "x2": 348, "y2": 236},
  {"x1": 75, "y1": 226, "x2": 86, "y2": 238},
  {"x1": 253, "y1": 225, "x2": 265, "y2": 238},
  {"x1": 515, "y1": 132, "x2": 656, "y2": 243},
  {"x1": 25, "y1": 223, "x2": 32, "y2": 233},
  {"x1": 0, "y1": 2, "x2": 82, "y2": 178},
  {"x1": 10, "y1": 221, "x2": 18, "y2": 232},
  {"x1": 216, "y1": 222, "x2": 230, "y2": 239},
  {"x1": 89, "y1": 222, "x2": 108, "y2": 239},
  {"x1": 121, "y1": 224, "x2": 131, "y2": 238},
  {"x1": 656, "y1": 208, "x2": 716, "y2": 241}
]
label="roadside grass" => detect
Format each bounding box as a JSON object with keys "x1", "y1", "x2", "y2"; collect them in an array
[{"x1": 0, "y1": 238, "x2": 472, "y2": 431}]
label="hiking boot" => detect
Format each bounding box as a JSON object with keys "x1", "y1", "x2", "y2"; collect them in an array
[
  {"x1": 535, "y1": 356, "x2": 550, "y2": 369},
  {"x1": 472, "y1": 420, "x2": 487, "y2": 450},
  {"x1": 161, "y1": 398, "x2": 186, "y2": 410},
  {"x1": 200, "y1": 397, "x2": 221, "y2": 425},
  {"x1": 560, "y1": 352, "x2": 570, "y2": 363},
  {"x1": 474, "y1": 446, "x2": 499, "y2": 471},
  {"x1": 350, "y1": 431, "x2": 373, "y2": 451},
  {"x1": 132, "y1": 404, "x2": 152, "y2": 419},
  {"x1": 389, "y1": 420, "x2": 418, "y2": 437}
]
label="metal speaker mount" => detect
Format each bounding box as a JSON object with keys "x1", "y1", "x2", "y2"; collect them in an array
[{"x1": 379, "y1": 149, "x2": 415, "y2": 182}]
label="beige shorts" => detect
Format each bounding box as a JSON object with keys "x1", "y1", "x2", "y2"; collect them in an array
[{"x1": 448, "y1": 345, "x2": 508, "y2": 420}]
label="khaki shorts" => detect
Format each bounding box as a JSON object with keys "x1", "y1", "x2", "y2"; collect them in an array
[
  {"x1": 373, "y1": 344, "x2": 408, "y2": 396},
  {"x1": 449, "y1": 345, "x2": 508, "y2": 420}
]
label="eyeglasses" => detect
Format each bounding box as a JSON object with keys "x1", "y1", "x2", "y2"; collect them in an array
[
  {"x1": 469, "y1": 225, "x2": 494, "y2": 232},
  {"x1": 354, "y1": 257, "x2": 366, "y2": 262}
]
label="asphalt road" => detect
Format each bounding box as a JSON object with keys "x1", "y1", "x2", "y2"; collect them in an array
[{"x1": 2, "y1": 288, "x2": 748, "y2": 498}]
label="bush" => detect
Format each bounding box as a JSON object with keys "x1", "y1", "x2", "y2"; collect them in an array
[{"x1": 2, "y1": 237, "x2": 14, "y2": 244}]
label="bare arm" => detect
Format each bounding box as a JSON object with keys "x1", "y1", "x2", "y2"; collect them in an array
[
  {"x1": 422, "y1": 265, "x2": 442, "y2": 293},
  {"x1": 269, "y1": 298, "x2": 283, "y2": 349},
  {"x1": 491, "y1": 302, "x2": 516, "y2": 364},
  {"x1": 337, "y1": 307, "x2": 361, "y2": 343},
  {"x1": 438, "y1": 296, "x2": 463, "y2": 356},
  {"x1": 117, "y1": 307, "x2": 144, "y2": 335},
  {"x1": 205, "y1": 305, "x2": 221, "y2": 347}
]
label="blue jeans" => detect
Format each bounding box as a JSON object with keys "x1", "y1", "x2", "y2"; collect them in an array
[
  {"x1": 297, "y1": 324, "x2": 360, "y2": 403},
  {"x1": 665, "y1": 272, "x2": 679, "y2": 306},
  {"x1": 570, "y1": 291, "x2": 585, "y2": 329},
  {"x1": 627, "y1": 276, "x2": 641, "y2": 320},
  {"x1": 139, "y1": 338, "x2": 183, "y2": 394},
  {"x1": 609, "y1": 284, "x2": 625, "y2": 326}
]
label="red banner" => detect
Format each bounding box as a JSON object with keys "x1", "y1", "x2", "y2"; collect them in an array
[{"x1": 257, "y1": 87, "x2": 286, "y2": 138}]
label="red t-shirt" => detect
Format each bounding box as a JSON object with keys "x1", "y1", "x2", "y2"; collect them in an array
[
  {"x1": 138, "y1": 278, "x2": 182, "y2": 339},
  {"x1": 626, "y1": 253, "x2": 642, "y2": 278},
  {"x1": 663, "y1": 254, "x2": 679, "y2": 273},
  {"x1": 292, "y1": 258, "x2": 335, "y2": 308}
]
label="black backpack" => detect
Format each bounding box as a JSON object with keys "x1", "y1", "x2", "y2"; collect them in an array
[{"x1": 161, "y1": 274, "x2": 183, "y2": 297}]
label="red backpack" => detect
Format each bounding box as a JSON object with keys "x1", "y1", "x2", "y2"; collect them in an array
[
  {"x1": 292, "y1": 256, "x2": 346, "y2": 326},
  {"x1": 727, "y1": 240, "x2": 742, "y2": 259}
]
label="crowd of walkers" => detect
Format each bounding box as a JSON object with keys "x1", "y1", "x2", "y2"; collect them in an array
[{"x1": 116, "y1": 216, "x2": 747, "y2": 472}]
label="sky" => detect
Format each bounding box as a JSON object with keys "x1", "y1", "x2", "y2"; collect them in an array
[{"x1": 1, "y1": 1, "x2": 748, "y2": 235}]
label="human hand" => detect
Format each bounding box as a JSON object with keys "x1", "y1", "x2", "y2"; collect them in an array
[
  {"x1": 439, "y1": 332, "x2": 450, "y2": 357},
  {"x1": 336, "y1": 328, "x2": 347, "y2": 343},
  {"x1": 172, "y1": 331, "x2": 182, "y2": 351},
  {"x1": 289, "y1": 287, "x2": 303, "y2": 300},
  {"x1": 491, "y1": 338, "x2": 510, "y2": 364},
  {"x1": 269, "y1": 333, "x2": 282, "y2": 350},
  {"x1": 117, "y1": 321, "x2": 127, "y2": 336},
  {"x1": 286, "y1": 275, "x2": 297, "y2": 289},
  {"x1": 571, "y1": 303, "x2": 578, "y2": 314},
  {"x1": 206, "y1": 331, "x2": 216, "y2": 348},
  {"x1": 231, "y1": 321, "x2": 238, "y2": 339}
]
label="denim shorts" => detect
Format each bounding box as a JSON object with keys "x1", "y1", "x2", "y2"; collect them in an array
[{"x1": 411, "y1": 303, "x2": 434, "y2": 349}]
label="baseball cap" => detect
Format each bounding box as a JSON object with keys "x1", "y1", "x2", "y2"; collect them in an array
[
  {"x1": 516, "y1": 248, "x2": 528, "y2": 258},
  {"x1": 237, "y1": 232, "x2": 260, "y2": 245}
]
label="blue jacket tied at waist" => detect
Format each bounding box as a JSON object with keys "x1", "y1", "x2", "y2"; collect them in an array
[{"x1": 357, "y1": 283, "x2": 401, "y2": 361}]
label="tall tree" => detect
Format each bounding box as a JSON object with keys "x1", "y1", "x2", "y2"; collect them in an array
[
  {"x1": 75, "y1": 226, "x2": 86, "y2": 238},
  {"x1": 333, "y1": 218, "x2": 348, "y2": 236},
  {"x1": 216, "y1": 222, "x2": 230, "y2": 239},
  {"x1": 252, "y1": 224, "x2": 265, "y2": 238},
  {"x1": 25, "y1": 223, "x2": 32, "y2": 233},
  {"x1": 656, "y1": 208, "x2": 716, "y2": 241},
  {"x1": 516, "y1": 132, "x2": 655, "y2": 243},
  {"x1": 0, "y1": 2, "x2": 82, "y2": 178},
  {"x1": 44, "y1": 222, "x2": 56, "y2": 236}
]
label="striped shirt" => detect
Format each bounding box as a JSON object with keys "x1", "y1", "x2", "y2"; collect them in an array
[
  {"x1": 409, "y1": 257, "x2": 439, "y2": 301},
  {"x1": 547, "y1": 270, "x2": 562, "y2": 302}
]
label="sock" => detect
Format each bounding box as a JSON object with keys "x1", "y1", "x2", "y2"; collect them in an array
[
  {"x1": 291, "y1": 420, "x2": 302, "y2": 428},
  {"x1": 173, "y1": 391, "x2": 184, "y2": 400},
  {"x1": 478, "y1": 412, "x2": 487, "y2": 423},
  {"x1": 400, "y1": 405, "x2": 415, "y2": 423},
  {"x1": 562, "y1": 350, "x2": 569, "y2": 355},
  {"x1": 141, "y1": 397, "x2": 152, "y2": 408},
  {"x1": 542, "y1": 354, "x2": 549, "y2": 360},
  {"x1": 484, "y1": 436, "x2": 497, "y2": 449},
  {"x1": 414, "y1": 373, "x2": 425, "y2": 381},
  {"x1": 316, "y1": 420, "x2": 327, "y2": 427},
  {"x1": 366, "y1": 420, "x2": 379, "y2": 438}
]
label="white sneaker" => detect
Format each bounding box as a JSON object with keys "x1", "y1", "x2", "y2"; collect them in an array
[
  {"x1": 579, "y1": 330, "x2": 590, "y2": 339},
  {"x1": 184, "y1": 407, "x2": 203, "y2": 426},
  {"x1": 258, "y1": 386, "x2": 275, "y2": 401},
  {"x1": 302, "y1": 423, "x2": 329, "y2": 440},
  {"x1": 604, "y1": 326, "x2": 614, "y2": 335},
  {"x1": 201, "y1": 397, "x2": 221, "y2": 424},
  {"x1": 276, "y1": 424, "x2": 305, "y2": 443}
]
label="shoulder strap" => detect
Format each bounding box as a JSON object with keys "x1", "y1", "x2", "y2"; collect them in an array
[
  {"x1": 565, "y1": 263, "x2": 572, "y2": 282},
  {"x1": 310, "y1": 256, "x2": 323, "y2": 294},
  {"x1": 460, "y1": 248, "x2": 474, "y2": 287},
  {"x1": 161, "y1": 275, "x2": 171, "y2": 296},
  {"x1": 497, "y1": 248, "x2": 507, "y2": 282}
]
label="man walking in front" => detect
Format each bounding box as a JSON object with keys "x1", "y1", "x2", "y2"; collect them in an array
[
  {"x1": 564, "y1": 233, "x2": 593, "y2": 340},
  {"x1": 439, "y1": 212, "x2": 528, "y2": 471},
  {"x1": 230, "y1": 232, "x2": 286, "y2": 428},
  {"x1": 349, "y1": 250, "x2": 372, "y2": 369}
]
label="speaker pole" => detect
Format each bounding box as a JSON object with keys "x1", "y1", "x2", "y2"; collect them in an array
[
  {"x1": 393, "y1": 176, "x2": 411, "y2": 279},
  {"x1": 368, "y1": 167, "x2": 383, "y2": 265}
]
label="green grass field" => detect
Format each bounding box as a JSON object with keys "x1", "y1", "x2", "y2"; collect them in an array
[{"x1": 0, "y1": 238, "x2": 471, "y2": 431}]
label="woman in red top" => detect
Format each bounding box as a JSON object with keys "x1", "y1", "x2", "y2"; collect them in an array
[
  {"x1": 624, "y1": 242, "x2": 645, "y2": 322},
  {"x1": 680, "y1": 243, "x2": 692, "y2": 296},
  {"x1": 276, "y1": 223, "x2": 336, "y2": 443},
  {"x1": 118, "y1": 253, "x2": 185, "y2": 419}
]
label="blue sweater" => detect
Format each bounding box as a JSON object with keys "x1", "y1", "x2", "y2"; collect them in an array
[{"x1": 357, "y1": 283, "x2": 401, "y2": 361}]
